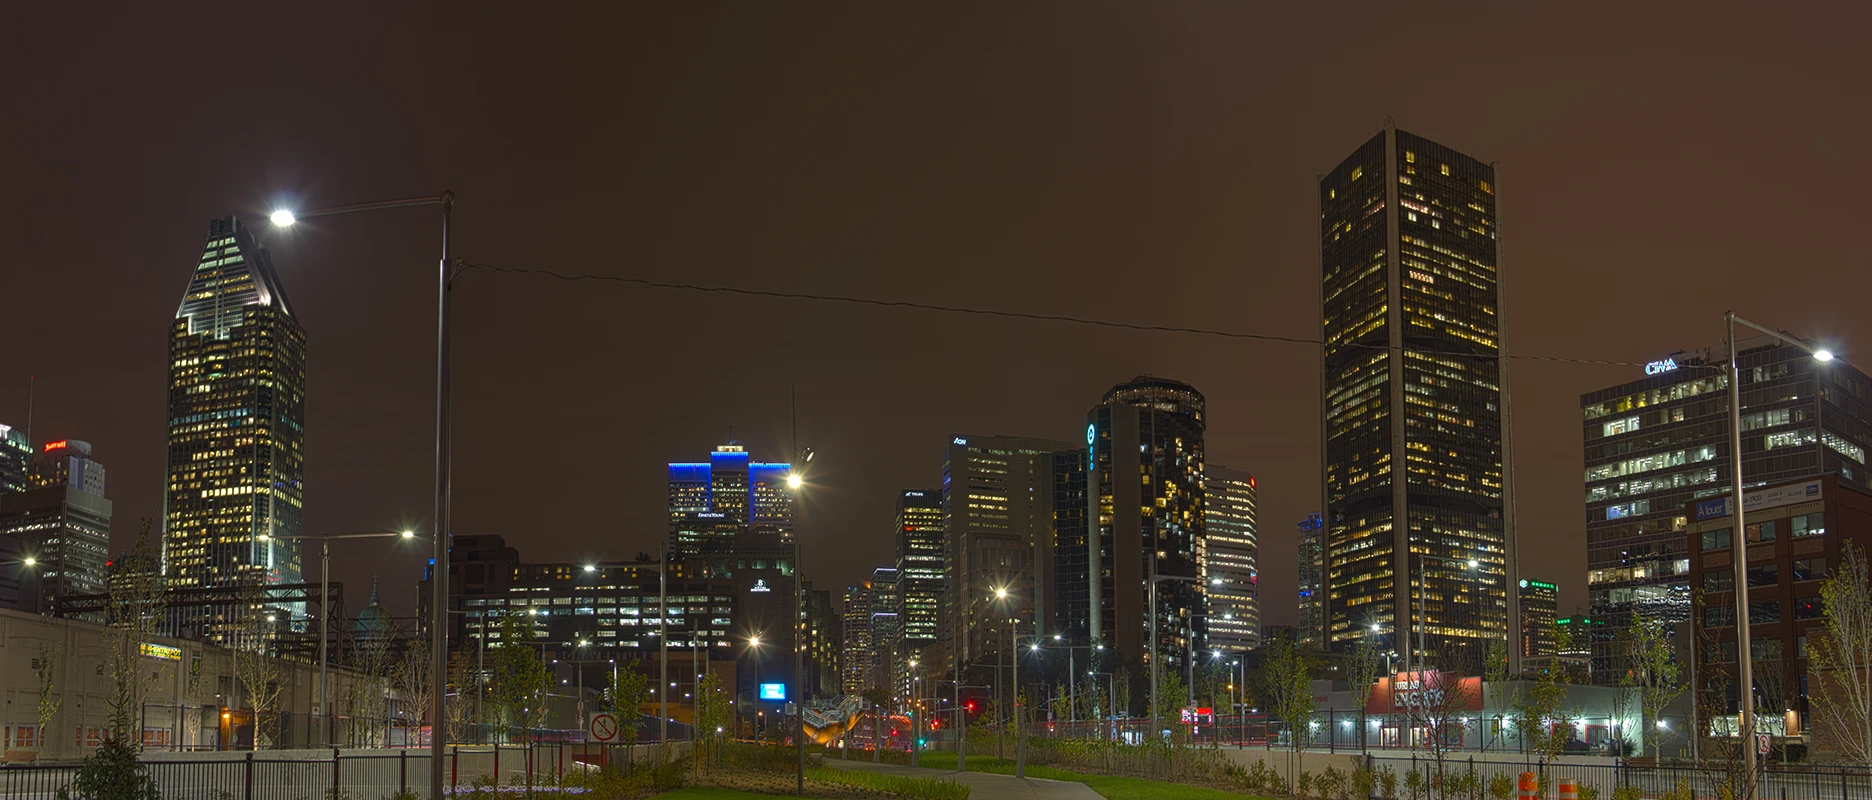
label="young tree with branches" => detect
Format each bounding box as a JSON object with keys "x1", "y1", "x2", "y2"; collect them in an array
[
  {"x1": 1261, "y1": 634, "x2": 1316, "y2": 793},
  {"x1": 1808, "y1": 542, "x2": 1872, "y2": 766},
  {"x1": 1516, "y1": 620, "x2": 1578, "y2": 777},
  {"x1": 1403, "y1": 669, "x2": 1478, "y2": 790},
  {"x1": 1344, "y1": 628, "x2": 1384, "y2": 751},
  {"x1": 1484, "y1": 638, "x2": 1519, "y2": 752},
  {"x1": 1626, "y1": 612, "x2": 1684, "y2": 759},
  {"x1": 233, "y1": 584, "x2": 282, "y2": 750},
  {"x1": 606, "y1": 659, "x2": 650, "y2": 745},
  {"x1": 102, "y1": 520, "x2": 167, "y2": 746},
  {"x1": 35, "y1": 645, "x2": 61, "y2": 751},
  {"x1": 395, "y1": 637, "x2": 435, "y2": 744}
]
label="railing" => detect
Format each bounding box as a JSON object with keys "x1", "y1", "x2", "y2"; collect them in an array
[
  {"x1": 132, "y1": 703, "x2": 691, "y2": 751},
  {"x1": 0, "y1": 741, "x2": 694, "y2": 800}
]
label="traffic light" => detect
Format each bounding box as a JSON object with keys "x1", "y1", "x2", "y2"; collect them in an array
[{"x1": 965, "y1": 699, "x2": 978, "y2": 713}]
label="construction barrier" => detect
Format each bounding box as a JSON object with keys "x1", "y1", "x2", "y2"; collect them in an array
[
  {"x1": 1558, "y1": 778, "x2": 1578, "y2": 800},
  {"x1": 1518, "y1": 771, "x2": 1539, "y2": 800}
]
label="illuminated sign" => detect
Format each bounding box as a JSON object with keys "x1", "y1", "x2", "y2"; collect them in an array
[
  {"x1": 140, "y1": 643, "x2": 182, "y2": 661},
  {"x1": 750, "y1": 580, "x2": 772, "y2": 593},
  {"x1": 760, "y1": 683, "x2": 787, "y2": 701},
  {"x1": 1695, "y1": 479, "x2": 1823, "y2": 521},
  {"x1": 44, "y1": 440, "x2": 69, "y2": 452},
  {"x1": 904, "y1": 491, "x2": 924, "y2": 497},
  {"x1": 1086, "y1": 423, "x2": 1097, "y2": 446},
  {"x1": 1644, "y1": 358, "x2": 1679, "y2": 375},
  {"x1": 1521, "y1": 579, "x2": 1557, "y2": 591},
  {"x1": 953, "y1": 437, "x2": 967, "y2": 446}
]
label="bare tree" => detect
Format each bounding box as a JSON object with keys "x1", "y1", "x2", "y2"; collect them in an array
[
  {"x1": 102, "y1": 520, "x2": 167, "y2": 746},
  {"x1": 232, "y1": 584, "x2": 282, "y2": 749},
  {"x1": 1402, "y1": 669, "x2": 1478, "y2": 794},
  {"x1": 1808, "y1": 542, "x2": 1872, "y2": 766},
  {"x1": 394, "y1": 637, "x2": 435, "y2": 745},
  {"x1": 1484, "y1": 638, "x2": 1518, "y2": 751}
]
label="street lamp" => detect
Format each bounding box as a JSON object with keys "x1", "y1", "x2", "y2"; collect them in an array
[
  {"x1": 257, "y1": 529, "x2": 422, "y2": 745},
  {"x1": 1720, "y1": 312, "x2": 1836, "y2": 800},
  {"x1": 269, "y1": 192, "x2": 452, "y2": 798}
]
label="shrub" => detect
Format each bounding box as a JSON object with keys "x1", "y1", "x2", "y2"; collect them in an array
[
  {"x1": 1376, "y1": 765, "x2": 1398, "y2": 800},
  {"x1": 57, "y1": 739, "x2": 159, "y2": 800},
  {"x1": 1577, "y1": 784, "x2": 1600, "y2": 800},
  {"x1": 1316, "y1": 766, "x2": 1345, "y2": 800},
  {"x1": 1661, "y1": 779, "x2": 1695, "y2": 800},
  {"x1": 1245, "y1": 759, "x2": 1284, "y2": 795},
  {"x1": 1403, "y1": 767, "x2": 1426, "y2": 800},
  {"x1": 806, "y1": 765, "x2": 971, "y2": 800},
  {"x1": 1351, "y1": 765, "x2": 1376, "y2": 800},
  {"x1": 1487, "y1": 772, "x2": 1515, "y2": 800},
  {"x1": 1610, "y1": 786, "x2": 1644, "y2": 800},
  {"x1": 1297, "y1": 770, "x2": 1315, "y2": 800}
]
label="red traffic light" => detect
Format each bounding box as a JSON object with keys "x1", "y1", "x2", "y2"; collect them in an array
[{"x1": 965, "y1": 700, "x2": 978, "y2": 712}]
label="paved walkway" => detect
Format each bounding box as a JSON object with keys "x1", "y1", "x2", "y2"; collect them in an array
[{"x1": 822, "y1": 759, "x2": 1103, "y2": 800}]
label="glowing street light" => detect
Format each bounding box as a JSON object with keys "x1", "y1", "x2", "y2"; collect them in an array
[
  {"x1": 787, "y1": 473, "x2": 803, "y2": 490},
  {"x1": 268, "y1": 209, "x2": 296, "y2": 227}
]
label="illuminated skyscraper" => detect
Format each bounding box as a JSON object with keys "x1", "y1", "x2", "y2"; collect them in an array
[
  {"x1": 666, "y1": 443, "x2": 794, "y2": 565},
  {"x1": 0, "y1": 439, "x2": 112, "y2": 611},
  {"x1": 0, "y1": 424, "x2": 30, "y2": 494},
  {"x1": 1296, "y1": 514, "x2": 1325, "y2": 647},
  {"x1": 894, "y1": 490, "x2": 943, "y2": 652},
  {"x1": 1202, "y1": 466, "x2": 1258, "y2": 652},
  {"x1": 1087, "y1": 377, "x2": 1207, "y2": 681},
  {"x1": 842, "y1": 583, "x2": 872, "y2": 695},
  {"x1": 1518, "y1": 577, "x2": 1558, "y2": 658},
  {"x1": 164, "y1": 216, "x2": 306, "y2": 638},
  {"x1": 1580, "y1": 335, "x2": 1872, "y2": 680},
  {"x1": 1319, "y1": 126, "x2": 1507, "y2": 664}
]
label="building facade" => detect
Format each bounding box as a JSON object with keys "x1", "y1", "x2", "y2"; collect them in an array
[
  {"x1": 1297, "y1": 514, "x2": 1325, "y2": 647},
  {"x1": 667, "y1": 444, "x2": 795, "y2": 566},
  {"x1": 163, "y1": 216, "x2": 307, "y2": 640},
  {"x1": 1581, "y1": 337, "x2": 1872, "y2": 680},
  {"x1": 1320, "y1": 126, "x2": 1508, "y2": 664},
  {"x1": 1519, "y1": 578, "x2": 1558, "y2": 658},
  {"x1": 841, "y1": 583, "x2": 872, "y2": 695},
  {"x1": 0, "y1": 439, "x2": 112, "y2": 610},
  {"x1": 1203, "y1": 466, "x2": 1259, "y2": 651},
  {"x1": 0, "y1": 424, "x2": 30, "y2": 494},
  {"x1": 939, "y1": 434, "x2": 1076, "y2": 673},
  {"x1": 1086, "y1": 377, "x2": 1207, "y2": 680},
  {"x1": 1687, "y1": 474, "x2": 1869, "y2": 736},
  {"x1": 868, "y1": 566, "x2": 900, "y2": 694},
  {"x1": 894, "y1": 490, "x2": 942, "y2": 656}
]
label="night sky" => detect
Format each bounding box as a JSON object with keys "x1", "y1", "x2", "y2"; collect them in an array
[{"x1": 6, "y1": 3, "x2": 1870, "y2": 626}]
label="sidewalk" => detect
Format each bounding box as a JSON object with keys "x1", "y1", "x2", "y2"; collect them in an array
[{"x1": 822, "y1": 759, "x2": 1104, "y2": 800}]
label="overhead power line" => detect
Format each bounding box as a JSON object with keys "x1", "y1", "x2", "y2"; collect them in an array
[{"x1": 453, "y1": 260, "x2": 1679, "y2": 370}]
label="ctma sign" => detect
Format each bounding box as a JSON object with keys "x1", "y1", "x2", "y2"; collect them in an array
[{"x1": 1645, "y1": 358, "x2": 1680, "y2": 375}]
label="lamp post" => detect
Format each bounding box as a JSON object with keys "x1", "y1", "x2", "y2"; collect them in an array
[
  {"x1": 1148, "y1": 571, "x2": 1218, "y2": 742},
  {"x1": 1719, "y1": 312, "x2": 1834, "y2": 800},
  {"x1": 257, "y1": 529, "x2": 419, "y2": 746},
  {"x1": 269, "y1": 193, "x2": 452, "y2": 798},
  {"x1": 1044, "y1": 636, "x2": 1103, "y2": 724},
  {"x1": 787, "y1": 442, "x2": 812, "y2": 797},
  {"x1": 1086, "y1": 671, "x2": 1115, "y2": 742},
  {"x1": 1012, "y1": 633, "x2": 1044, "y2": 778}
]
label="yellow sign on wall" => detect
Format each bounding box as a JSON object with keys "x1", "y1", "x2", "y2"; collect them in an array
[{"x1": 140, "y1": 642, "x2": 182, "y2": 661}]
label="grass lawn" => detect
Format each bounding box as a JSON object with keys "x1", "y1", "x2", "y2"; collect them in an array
[
  {"x1": 655, "y1": 788, "x2": 794, "y2": 800},
  {"x1": 904, "y1": 752, "x2": 1274, "y2": 800}
]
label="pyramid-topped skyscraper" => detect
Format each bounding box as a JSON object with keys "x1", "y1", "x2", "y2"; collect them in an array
[{"x1": 164, "y1": 216, "x2": 306, "y2": 640}]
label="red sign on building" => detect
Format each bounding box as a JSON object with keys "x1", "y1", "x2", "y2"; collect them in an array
[{"x1": 1365, "y1": 671, "x2": 1483, "y2": 714}]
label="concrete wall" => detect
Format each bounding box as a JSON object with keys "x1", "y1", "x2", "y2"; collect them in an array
[{"x1": 0, "y1": 607, "x2": 408, "y2": 760}]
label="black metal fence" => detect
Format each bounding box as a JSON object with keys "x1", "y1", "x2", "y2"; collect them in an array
[{"x1": 0, "y1": 742, "x2": 691, "y2": 800}]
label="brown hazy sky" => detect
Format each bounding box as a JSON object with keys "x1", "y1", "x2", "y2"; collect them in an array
[{"x1": 5, "y1": 3, "x2": 1870, "y2": 625}]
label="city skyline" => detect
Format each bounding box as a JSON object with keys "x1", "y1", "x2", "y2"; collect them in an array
[{"x1": 8, "y1": 5, "x2": 1872, "y2": 631}]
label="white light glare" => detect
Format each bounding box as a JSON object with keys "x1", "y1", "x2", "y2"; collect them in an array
[
  {"x1": 269, "y1": 209, "x2": 296, "y2": 227},
  {"x1": 1815, "y1": 349, "x2": 1836, "y2": 363}
]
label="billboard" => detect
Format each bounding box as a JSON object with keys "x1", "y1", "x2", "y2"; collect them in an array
[
  {"x1": 760, "y1": 683, "x2": 787, "y2": 701},
  {"x1": 1365, "y1": 671, "x2": 1483, "y2": 714}
]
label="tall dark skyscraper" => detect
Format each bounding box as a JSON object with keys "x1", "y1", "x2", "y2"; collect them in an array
[
  {"x1": 939, "y1": 434, "x2": 1075, "y2": 673},
  {"x1": 1580, "y1": 335, "x2": 1872, "y2": 679},
  {"x1": 1087, "y1": 376, "x2": 1207, "y2": 680},
  {"x1": 164, "y1": 216, "x2": 306, "y2": 637},
  {"x1": 1319, "y1": 126, "x2": 1508, "y2": 663}
]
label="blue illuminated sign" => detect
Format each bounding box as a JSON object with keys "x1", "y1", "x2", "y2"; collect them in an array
[
  {"x1": 760, "y1": 683, "x2": 787, "y2": 701},
  {"x1": 1645, "y1": 358, "x2": 1679, "y2": 375},
  {"x1": 1086, "y1": 424, "x2": 1096, "y2": 446},
  {"x1": 953, "y1": 437, "x2": 966, "y2": 446}
]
